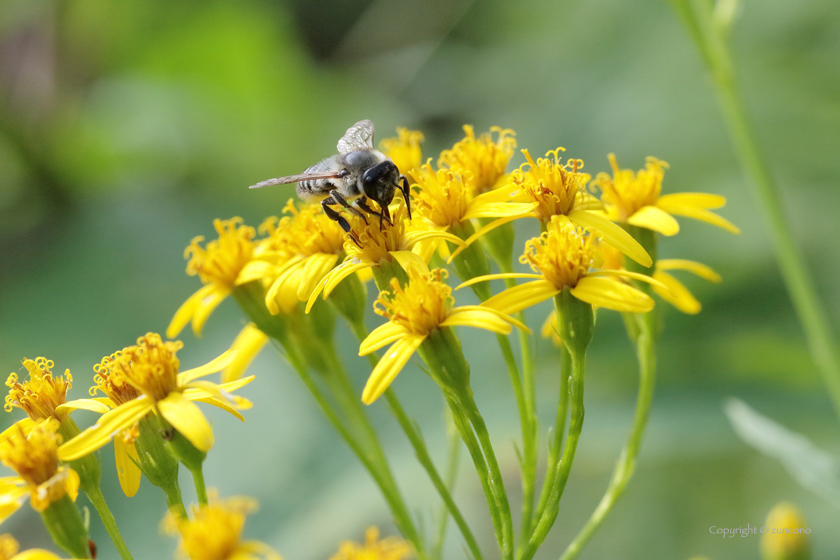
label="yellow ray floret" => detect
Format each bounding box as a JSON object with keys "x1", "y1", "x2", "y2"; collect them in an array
[
  {"x1": 359, "y1": 266, "x2": 526, "y2": 404},
  {"x1": 458, "y1": 217, "x2": 663, "y2": 315},
  {"x1": 58, "y1": 334, "x2": 250, "y2": 462},
  {"x1": 329, "y1": 527, "x2": 412, "y2": 560},
  {"x1": 438, "y1": 125, "x2": 516, "y2": 194},
  {"x1": 0, "y1": 534, "x2": 76, "y2": 560},
  {"x1": 593, "y1": 154, "x2": 740, "y2": 236}
]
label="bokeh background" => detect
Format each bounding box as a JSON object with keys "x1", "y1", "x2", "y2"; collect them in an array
[{"x1": 1, "y1": 0, "x2": 839, "y2": 558}]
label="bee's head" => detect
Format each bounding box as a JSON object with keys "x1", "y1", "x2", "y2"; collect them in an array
[{"x1": 362, "y1": 161, "x2": 399, "y2": 208}]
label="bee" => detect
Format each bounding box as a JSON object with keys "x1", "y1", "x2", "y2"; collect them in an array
[{"x1": 249, "y1": 119, "x2": 411, "y2": 233}]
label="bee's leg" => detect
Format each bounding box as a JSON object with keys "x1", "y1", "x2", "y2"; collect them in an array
[
  {"x1": 321, "y1": 197, "x2": 353, "y2": 234},
  {"x1": 330, "y1": 191, "x2": 368, "y2": 224},
  {"x1": 399, "y1": 175, "x2": 412, "y2": 220},
  {"x1": 355, "y1": 197, "x2": 392, "y2": 229}
]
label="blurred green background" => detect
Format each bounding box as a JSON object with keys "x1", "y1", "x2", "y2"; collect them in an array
[{"x1": 1, "y1": 0, "x2": 839, "y2": 558}]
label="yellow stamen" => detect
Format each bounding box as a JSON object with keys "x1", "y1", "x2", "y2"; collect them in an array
[
  {"x1": 186, "y1": 218, "x2": 256, "y2": 289},
  {"x1": 510, "y1": 148, "x2": 591, "y2": 221},
  {"x1": 374, "y1": 267, "x2": 452, "y2": 336},
  {"x1": 346, "y1": 203, "x2": 413, "y2": 264},
  {"x1": 521, "y1": 218, "x2": 596, "y2": 289},
  {"x1": 438, "y1": 125, "x2": 516, "y2": 194},
  {"x1": 593, "y1": 154, "x2": 668, "y2": 221},
  {"x1": 91, "y1": 353, "x2": 142, "y2": 406},
  {"x1": 106, "y1": 333, "x2": 183, "y2": 402},
  {"x1": 412, "y1": 164, "x2": 471, "y2": 228},
  {"x1": 5, "y1": 358, "x2": 71, "y2": 421},
  {"x1": 330, "y1": 527, "x2": 412, "y2": 560}
]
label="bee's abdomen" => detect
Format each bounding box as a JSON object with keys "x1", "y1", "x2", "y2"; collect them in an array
[{"x1": 296, "y1": 157, "x2": 341, "y2": 201}]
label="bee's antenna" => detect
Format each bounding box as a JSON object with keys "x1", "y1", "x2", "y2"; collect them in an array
[{"x1": 400, "y1": 175, "x2": 412, "y2": 220}]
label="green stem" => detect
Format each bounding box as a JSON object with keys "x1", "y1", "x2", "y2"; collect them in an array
[
  {"x1": 532, "y1": 346, "x2": 570, "y2": 530},
  {"x1": 432, "y1": 409, "x2": 463, "y2": 560},
  {"x1": 191, "y1": 466, "x2": 208, "y2": 506},
  {"x1": 85, "y1": 485, "x2": 134, "y2": 560},
  {"x1": 559, "y1": 310, "x2": 656, "y2": 560},
  {"x1": 162, "y1": 480, "x2": 188, "y2": 521},
  {"x1": 670, "y1": 0, "x2": 840, "y2": 422}
]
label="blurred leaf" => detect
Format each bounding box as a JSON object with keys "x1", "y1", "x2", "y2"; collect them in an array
[{"x1": 724, "y1": 397, "x2": 840, "y2": 508}]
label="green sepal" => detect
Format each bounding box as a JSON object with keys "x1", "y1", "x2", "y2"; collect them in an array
[
  {"x1": 451, "y1": 220, "x2": 493, "y2": 301},
  {"x1": 477, "y1": 217, "x2": 515, "y2": 272},
  {"x1": 58, "y1": 418, "x2": 101, "y2": 495},
  {"x1": 554, "y1": 288, "x2": 595, "y2": 357},
  {"x1": 232, "y1": 280, "x2": 289, "y2": 341},
  {"x1": 40, "y1": 494, "x2": 91, "y2": 559}
]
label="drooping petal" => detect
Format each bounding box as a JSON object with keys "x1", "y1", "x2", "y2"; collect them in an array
[
  {"x1": 568, "y1": 209, "x2": 653, "y2": 267},
  {"x1": 447, "y1": 214, "x2": 525, "y2": 262},
  {"x1": 456, "y1": 272, "x2": 543, "y2": 290},
  {"x1": 0, "y1": 486, "x2": 26, "y2": 523},
  {"x1": 222, "y1": 324, "x2": 269, "y2": 383},
  {"x1": 652, "y1": 271, "x2": 701, "y2": 314},
  {"x1": 570, "y1": 276, "x2": 654, "y2": 312},
  {"x1": 450, "y1": 305, "x2": 531, "y2": 333},
  {"x1": 14, "y1": 549, "x2": 67, "y2": 560},
  {"x1": 463, "y1": 201, "x2": 535, "y2": 220},
  {"x1": 390, "y1": 250, "x2": 429, "y2": 272},
  {"x1": 403, "y1": 229, "x2": 464, "y2": 248},
  {"x1": 574, "y1": 191, "x2": 603, "y2": 211},
  {"x1": 0, "y1": 418, "x2": 36, "y2": 446},
  {"x1": 187, "y1": 396, "x2": 245, "y2": 421},
  {"x1": 236, "y1": 259, "x2": 276, "y2": 285},
  {"x1": 481, "y1": 279, "x2": 559, "y2": 314},
  {"x1": 297, "y1": 253, "x2": 340, "y2": 300},
  {"x1": 167, "y1": 284, "x2": 216, "y2": 338},
  {"x1": 657, "y1": 259, "x2": 722, "y2": 283},
  {"x1": 157, "y1": 392, "x2": 214, "y2": 452},
  {"x1": 359, "y1": 323, "x2": 411, "y2": 356},
  {"x1": 191, "y1": 285, "x2": 231, "y2": 337},
  {"x1": 177, "y1": 350, "x2": 238, "y2": 385},
  {"x1": 56, "y1": 399, "x2": 111, "y2": 415},
  {"x1": 655, "y1": 201, "x2": 740, "y2": 234},
  {"x1": 626, "y1": 205, "x2": 680, "y2": 236},
  {"x1": 361, "y1": 335, "x2": 426, "y2": 405},
  {"x1": 657, "y1": 192, "x2": 726, "y2": 209},
  {"x1": 114, "y1": 435, "x2": 142, "y2": 498},
  {"x1": 588, "y1": 269, "x2": 670, "y2": 291},
  {"x1": 65, "y1": 467, "x2": 80, "y2": 501},
  {"x1": 442, "y1": 308, "x2": 513, "y2": 334},
  {"x1": 58, "y1": 396, "x2": 154, "y2": 461},
  {"x1": 184, "y1": 378, "x2": 254, "y2": 410}
]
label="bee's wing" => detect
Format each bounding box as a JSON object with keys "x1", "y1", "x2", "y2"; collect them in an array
[
  {"x1": 249, "y1": 171, "x2": 342, "y2": 189},
  {"x1": 337, "y1": 119, "x2": 375, "y2": 154}
]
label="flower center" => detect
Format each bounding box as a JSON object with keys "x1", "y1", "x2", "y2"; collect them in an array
[
  {"x1": 521, "y1": 218, "x2": 595, "y2": 289},
  {"x1": 594, "y1": 154, "x2": 668, "y2": 221},
  {"x1": 331, "y1": 527, "x2": 412, "y2": 560},
  {"x1": 375, "y1": 266, "x2": 452, "y2": 336},
  {"x1": 346, "y1": 203, "x2": 412, "y2": 265},
  {"x1": 165, "y1": 496, "x2": 257, "y2": 560},
  {"x1": 109, "y1": 333, "x2": 182, "y2": 402},
  {"x1": 92, "y1": 353, "x2": 143, "y2": 406},
  {"x1": 0, "y1": 418, "x2": 61, "y2": 487},
  {"x1": 438, "y1": 125, "x2": 516, "y2": 194},
  {"x1": 511, "y1": 149, "x2": 591, "y2": 222},
  {"x1": 4, "y1": 358, "x2": 70, "y2": 420},
  {"x1": 186, "y1": 218, "x2": 256, "y2": 289},
  {"x1": 268, "y1": 200, "x2": 346, "y2": 258},
  {"x1": 412, "y1": 165, "x2": 471, "y2": 229}
]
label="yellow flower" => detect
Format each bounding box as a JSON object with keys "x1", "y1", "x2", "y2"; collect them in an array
[
  {"x1": 380, "y1": 128, "x2": 424, "y2": 183},
  {"x1": 593, "y1": 154, "x2": 740, "y2": 235},
  {"x1": 0, "y1": 419, "x2": 79, "y2": 520},
  {"x1": 499, "y1": 148, "x2": 652, "y2": 268},
  {"x1": 306, "y1": 203, "x2": 461, "y2": 312},
  {"x1": 0, "y1": 534, "x2": 76, "y2": 560},
  {"x1": 438, "y1": 125, "x2": 516, "y2": 194},
  {"x1": 459, "y1": 217, "x2": 662, "y2": 314},
  {"x1": 329, "y1": 527, "x2": 412, "y2": 560},
  {"x1": 58, "y1": 333, "x2": 250, "y2": 461},
  {"x1": 359, "y1": 265, "x2": 526, "y2": 404},
  {"x1": 162, "y1": 493, "x2": 281, "y2": 560},
  {"x1": 222, "y1": 324, "x2": 269, "y2": 383},
  {"x1": 168, "y1": 218, "x2": 258, "y2": 338},
  {"x1": 760, "y1": 502, "x2": 810, "y2": 560}
]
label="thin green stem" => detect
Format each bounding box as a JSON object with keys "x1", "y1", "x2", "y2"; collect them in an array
[
  {"x1": 670, "y1": 0, "x2": 840, "y2": 423},
  {"x1": 532, "y1": 346, "x2": 570, "y2": 531},
  {"x1": 85, "y1": 486, "x2": 134, "y2": 560},
  {"x1": 559, "y1": 310, "x2": 656, "y2": 560},
  {"x1": 190, "y1": 466, "x2": 208, "y2": 506},
  {"x1": 432, "y1": 410, "x2": 463, "y2": 560},
  {"x1": 162, "y1": 480, "x2": 188, "y2": 521}
]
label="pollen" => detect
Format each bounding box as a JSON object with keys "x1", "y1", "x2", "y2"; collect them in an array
[
  {"x1": 521, "y1": 218, "x2": 596, "y2": 289},
  {"x1": 91, "y1": 353, "x2": 142, "y2": 406},
  {"x1": 105, "y1": 333, "x2": 183, "y2": 402},
  {"x1": 511, "y1": 149, "x2": 591, "y2": 221},
  {"x1": 439, "y1": 125, "x2": 516, "y2": 194},
  {"x1": 0, "y1": 418, "x2": 61, "y2": 489},
  {"x1": 412, "y1": 164, "x2": 470, "y2": 228},
  {"x1": 5, "y1": 357, "x2": 71, "y2": 420},
  {"x1": 375, "y1": 266, "x2": 452, "y2": 336},
  {"x1": 268, "y1": 199, "x2": 346, "y2": 257},
  {"x1": 593, "y1": 154, "x2": 668, "y2": 221},
  {"x1": 347, "y1": 203, "x2": 412, "y2": 264},
  {"x1": 330, "y1": 527, "x2": 412, "y2": 560},
  {"x1": 380, "y1": 128, "x2": 424, "y2": 180},
  {"x1": 163, "y1": 494, "x2": 258, "y2": 560},
  {"x1": 186, "y1": 218, "x2": 256, "y2": 288}
]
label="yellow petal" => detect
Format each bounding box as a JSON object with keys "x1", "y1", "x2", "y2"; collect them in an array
[
  {"x1": 14, "y1": 550, "x2": 66, "y2": 560},
  {"x1": 570, "y1": 276, "x2": 653, "y2": 312},
  {"x1": 568, "y1": 209, "x2": 653, "y2": 267},
  {"x1": 0, "y1": 487, "x2": 25, "y2": 523},
  {"x1": 65, "y1": 467, "x2": 80, "y2": 501},
  {"x1": 362, "y1": 335, "x2": 426, "y2": 405},
  {"x1": 359, "y1": 323, "x2": 411, "y2": 356},
  {"x1": 236, "y1": 259, "x2": 276, "y2": 285},
  {"x1": 115, "y1": 436, "x2": 142, "y2": 498},
  {"x1": 482, "y1": 279, "x2": 559, "y2": 314},
  {"x1": 655, "y1": 202, "x2": 740, "y2": 234},
  {"x1": 447, "y1": 214, "x2": 526, "y2": 262},
  {"x1": 390, "y1": 250, "x2": 430, "y2": 272},
  {"x1": 588, "y1": 269, "x2": 670, "y2": 291},
  {"x1": 657, "y1": 259, "x2": 722, "y2": 283},
  {"x1": 442, "y1": 308, "x2": 512, "y2": 334},
  {"x1": 456, "y1": 272, "x2": 543, "y2": 290},
  {"x1": 56, "y1": 399, "x2": 111, "y2": 415},
  {"x1": 626, "y1": 205, "x2": 680, "y2": 236},
  {"x1": 184, "y1": 378, "x2": 254, "y2": 410},
  {"x1": 191, "y1": 285, "x2": 230, "y2": 337},
  {"x1": 574, "y1": 191, "x2": 603, "y2": 211},
  {"x1": 322, "y1": 261, "x2": 370, "y2": 299},
  {"x1": 463, "y1": 202, "x2": 535, "y2": 220},
  {"x1": 403, "y1": 229, "x2": 464, "y2": 248},
  {"x1": 176, "y1": 349, "x2": 238, "y2": 385},
  {"x1": 450, "y1": 305, "x2": 531, "y2": 333},
  {"x1": 167, "y1": 284, "x2": 215, "y2": 339},
  {"x1": 0, "y1": 418, "x2": 36, "y2": 447},
  {"x1": 157, "y1": 392, "x2": 214, "y2": 452},
  {"x1": 222, "y1": 324, "x2": 269, "y2": 383},
  {"x1": 657, "y1": 192, "x2": 726, "y2": 209},
  {"x1": 58, "y1": 396, "x2": 154, "y2": 461},
  {"x1": 298, "y1": 253, "x2": 340, "y2": 300},
  {"x1": 652, "y1": 271, "x2": 701, "y2": 314}
]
